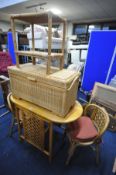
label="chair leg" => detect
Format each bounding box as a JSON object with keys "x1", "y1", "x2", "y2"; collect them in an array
[
  {"x1": 66, "y1": 142, "x2": 76, "y2": 165},
  {"x1": 112, "y1": 157, "x2": 116, "y2": 173},
  {"x1": 96, "y1": 144, "x2": 100, "y2": 165},
  {"x1": 9, "y1": 115, "x2": 15, "y2": 137}
]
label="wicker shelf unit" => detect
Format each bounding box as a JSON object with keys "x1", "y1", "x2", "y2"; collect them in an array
[{"x1": 11, "y1": 11, "x2": 66, "y2": 74}]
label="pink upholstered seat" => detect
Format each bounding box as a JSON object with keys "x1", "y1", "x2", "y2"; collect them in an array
[
  {"x1": 0, "y1": 52, "x2": 12, "y2": 77},
  {"x1": 66, "y1": 104, "x2": 109, "y2": 165},
  {"x1": 69, "y1": 116, "x2": 98, "y2": 142}
]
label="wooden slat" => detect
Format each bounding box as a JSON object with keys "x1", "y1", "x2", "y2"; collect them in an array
[
  {"x1": 11, "y1": 11, "x2": 64, "y2": 24},
  {"x1": 47, "y1": 12, "x2": 52, "y2": 74},
  {"x1": 31, "y1": 24, "x2": 36, "y2": 65},
  {"x1": 60, "y1": 20, "x2": 66, "y2": 69},
  {"x1": 15, "y1": 50, "x2": 63, "y2": 58}
]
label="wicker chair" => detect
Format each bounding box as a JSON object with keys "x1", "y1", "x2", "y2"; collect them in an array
[
  {"x1": 0, "y1": 52, "x2": 12, "y2": 117},
  {"x1": 66, "y1": 104, "x2": 109, "y2": 165},
  {"x1": 7, "y1": 93, "x2": 15, "y2": 136}
]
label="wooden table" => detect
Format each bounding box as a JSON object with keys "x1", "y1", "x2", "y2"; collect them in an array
[{"x1": 10, "y1": 95, "x2": 83, "y2": 162}]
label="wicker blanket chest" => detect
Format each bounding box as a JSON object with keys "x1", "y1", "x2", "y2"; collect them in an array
[{"x1": 8, "y1": 63, "x2": 80, "y2": 117}]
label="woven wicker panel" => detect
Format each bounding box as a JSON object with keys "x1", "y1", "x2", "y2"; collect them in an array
[
  {"x1": 84, "y1": 104, "x2": 96, "y2": 117},
  {"x1": 8, "y1": 66, "x2": 80, "y2": 117},
  {"x1": 90, "y1": 99, "x2": 116, "y2": 132},
  {"x1": 8, "y1": 64, "x2": 79, "y2": 89},
  {"x1": 92, "y1": 109, "x2": 106, "y2": 134},
  {"x1": 84, "y1": 104, "x2": 109, "y2": 135},
  {"x1": 22, "y1": 110, "x2": 45, "y2": 150}
]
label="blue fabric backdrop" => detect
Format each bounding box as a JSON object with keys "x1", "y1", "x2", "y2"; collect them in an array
[{"x1": 82, "y1": 31, "x2": 116, "y2": 91}]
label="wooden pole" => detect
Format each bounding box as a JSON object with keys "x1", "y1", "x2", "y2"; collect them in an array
[
  {"x1": 31, "y1": 24, "x2": 36, "y2": 65},
  {"x1": 60, "y1": 20, "x2": 66, "y2": 69},
  {"x1": 49, "y1": 123, "x2": 53, "y2": 163},
  {"x1": 47, "y1": 12, "x2": 52, "y2": 74}
]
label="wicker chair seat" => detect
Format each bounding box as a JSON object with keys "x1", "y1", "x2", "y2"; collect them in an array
[
  {"x1": 66, "y1": 104, "x2": 109, "y2": 165},
  {"x1": 68, "y1": 116, "x2": 98, "y2": 142}
]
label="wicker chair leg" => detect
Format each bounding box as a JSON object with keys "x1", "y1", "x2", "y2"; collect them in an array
[
  {"x1": 62, "y1": 128, "x2": 66, "y2": 144},
  {"x1": 66, "y1": 142, "x2": 76, "y2": 165},
  {"x1": 9, "y1": 115, "x2": 15, "y2": 137},
  {"x1": 96, "y1": 144, "x2": 100, "y2": 165},
  {"x1": 112, "y1": 157, "x2": 116, "y2": 173}
]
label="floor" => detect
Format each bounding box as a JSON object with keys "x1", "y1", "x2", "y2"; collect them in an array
[{"x1": 0, "y1": 87, "x2": 116, "y2": 175}]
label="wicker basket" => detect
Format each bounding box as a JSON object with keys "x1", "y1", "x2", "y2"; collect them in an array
[{"x1": 8, "y1": 63, "x2": 80, "y2": 117}]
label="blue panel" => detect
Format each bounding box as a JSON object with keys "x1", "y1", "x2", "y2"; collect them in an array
[
  {"x1": 107, "y1": 47, "x2": 116, "y2": 84},
  {"x1": 81, "y1": 31, "x2": 116, "y2": 91},
  {"x1": 7, "y1": 32, "x2": 16, "y2": 64}
]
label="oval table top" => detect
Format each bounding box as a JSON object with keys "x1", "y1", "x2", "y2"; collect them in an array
[{"x1": 11, "y1": 95, "x2": 83, "y2": 124}]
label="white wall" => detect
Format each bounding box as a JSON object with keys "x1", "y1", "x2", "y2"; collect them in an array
[
  {"x1": 58, "y1": 22, "x2": 73, "y2": 37},
  {"x1": 66, "y1": 22, "x2": 88, "y2": 67},
  {"x1": 0, "y1": 21, "x2": 24, "y2": 32},
  {"x1": 58, "y1": 22, "x2": 88, "y2": 66},
  {"x1": 67, "y1": 22, "x2": 73, "y2": 37}
]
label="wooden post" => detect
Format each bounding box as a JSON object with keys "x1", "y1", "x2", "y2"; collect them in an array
[
  {"x1": 47, "y1": 12, "x2": 52, "y2": 74},
  {"x1": 31, "y1": 24, "x2": 36, "y2": 65},
  {"x1": 11, "y1": 17, "x2": 19, "y2": 68},
  {"x1": 60, "y1": 20, "x2": 66, "y2": 69},
  {"x1": 49, "y1": 122, "x2": 53, "y2": 163},
  {"x1": 15, "y1": 106, "x2": 22, "y2": 140}
]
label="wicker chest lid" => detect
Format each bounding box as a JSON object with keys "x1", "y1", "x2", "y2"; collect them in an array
[{"x1": 8, "y1": 63, "x2": 80, "y2": 89}]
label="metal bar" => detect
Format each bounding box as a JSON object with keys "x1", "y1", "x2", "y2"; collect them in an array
[{"x1": 0, "y1": 110, "x2": 10, "y2": 118}]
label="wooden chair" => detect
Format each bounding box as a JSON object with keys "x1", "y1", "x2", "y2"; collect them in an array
[
  {"x1": 0, "y1": 52, "x2": 12, "y2": 118},
  {"x1": 7, "y1": 92, "x2": 18, "y2": 136},
  {"x1": 7, "y1": 92, "x2": 23, "y2": 137},
  {"x1": 66, "y1": 104, "x2": 109, "y2": 165}
]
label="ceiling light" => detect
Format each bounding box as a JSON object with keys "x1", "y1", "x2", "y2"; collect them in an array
[
  {"x1": 50, "y1": 8, "x2": 62, "y2": 15},
  {"x1": 88, "y1": 25, "x2": 95, "y2": 32},
  {"x1": 89, "y1": 25, "x2": 95, "y2": 29}
]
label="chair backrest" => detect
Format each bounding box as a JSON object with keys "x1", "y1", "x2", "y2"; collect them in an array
[
  {"x1": 84, "y1": 104, "x2": 109, "y2": 136},
  {"x1": 7, "y1": 92, "x2": 13, "y2": 112},
  {"x1": 7, "y1": 93, "x2": 23, "y2": 121}
]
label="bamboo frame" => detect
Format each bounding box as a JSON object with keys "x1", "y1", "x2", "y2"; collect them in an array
[
  {"x1": 15, "y1": 50, "x2": 63, "y2": 58},
  {"x1": 47, "y1": 12, "x2": 52, "y2": 74},
  {"x1": 60, "y1": 20, "x2": 66, "y2": 69},
  {"x1": 31, "y1": 24, "x2": 36, "y2": 65},
  {"x1": 11, "y1": 11, "x2": 66, "y2": 74},
  {"x1": 11, "y1": 11, "x2": 65, "y2": 23}
]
